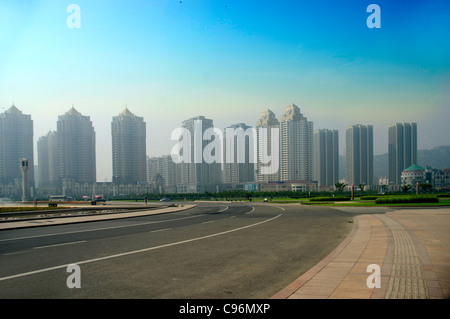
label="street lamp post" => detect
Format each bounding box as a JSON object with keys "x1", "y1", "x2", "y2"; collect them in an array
[{"x1": 20, "y1": 158, "x2": 29, "y2": 202}]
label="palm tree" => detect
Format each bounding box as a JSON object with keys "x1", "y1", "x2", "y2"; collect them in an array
[
  {"x1": 401, "y1": 184, "x2": 412, "y2": 193},
  {"x1": 334, "y1": 182, "x2": 347, "y2": 193},
  {"x1": 358, "y1": 183, "x2": 365, "y2": 194},
  {"x1": 419, "y1": 183, "x2": 433, "y2": 193}
]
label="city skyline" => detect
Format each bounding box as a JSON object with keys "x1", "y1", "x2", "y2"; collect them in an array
[
  {"x1": 1, "y1": 103, "x2": 448, "y2": 197},
  {"x1": 0, "y1": 100, "x2": 444, "y2": 185},
  {"x1": 1, "y1": 1, "x2": 449, "y2": 182}
]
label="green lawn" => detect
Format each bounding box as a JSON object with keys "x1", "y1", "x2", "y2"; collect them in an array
[{"x1": 302, "y1": 198, "x2": 450, "y2": 207}]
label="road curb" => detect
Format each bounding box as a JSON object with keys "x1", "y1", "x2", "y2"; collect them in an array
[
  {"x1": 0, "y1": 205, "x2": 197, "y2": 230},
  {"x1": 271, "y1": 215, "x2": 360, "y2": 299}
]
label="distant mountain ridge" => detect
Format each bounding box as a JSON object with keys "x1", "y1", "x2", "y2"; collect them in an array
[{"x1": 339, "y1": 145, "x2": 450, "y2": 179}]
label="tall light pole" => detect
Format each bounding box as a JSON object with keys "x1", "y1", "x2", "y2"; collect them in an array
[{"x1": 20, "y1": 158, "x2": 29, "y2": 202}]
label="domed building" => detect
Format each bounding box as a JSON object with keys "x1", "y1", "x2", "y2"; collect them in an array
[{"x1": 401, "y1": 164, "x2": 425, "y2": 186}]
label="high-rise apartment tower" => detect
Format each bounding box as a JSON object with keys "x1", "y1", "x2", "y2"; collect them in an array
[
  {"x1": 0, "y1": 104, "x2": 34, "y2": 189},
  {"x1": 57, "y1": 107, "x2": 96, "y2": 184},
  {"x1": 388, "y1": 122, "x2": 417, "y2": 186},
  {"x1": 223, "y1": 123, "x2": 256, "y2": 184},
  {"x1": 346, "y1": 124, "x2": 373, "y2": 186},
  {"x1": 280, "y1": 103, "x2": 313, "y2": 182},
  {"x1": 256, "y1": 109, "x2": 280, "y2": 182},
  {"x1": 313, "y1": 129, "x2": 339, "y2": 187},
  {"x1": 111, "y1": 107, "x2": 147, "y2": 184}
]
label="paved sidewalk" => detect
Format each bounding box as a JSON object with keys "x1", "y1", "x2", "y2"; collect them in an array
[
  {"x1": 0, "y1": 204, "x2": 196, "y2": 230},
  {"x1": 272, "y1": 208, "x2": 450, "y2": 299}
]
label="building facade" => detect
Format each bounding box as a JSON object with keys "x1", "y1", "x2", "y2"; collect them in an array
[
  {"x1": 258, "y1": 180, "x2": 318, "y2": 193},
  {"x1": 280, "y1": 103, "x2": 313, "y2": 182},
  {"x1": 346, "y1": 124, "x2": 373, "y2": 187},
  {"x1": 223, "y1": 123, "x2": 256, "y2": 185},
  {"x1": 401, "y1": 165, "x2": 450, "y2": 191},
  {"x1": 401, "y1": 164, "x2": 425, "y2": 187},
  {"x1": 388, "y1": 122, "x2": 417, "y2": 187},
  {"x1": 256, "y1": 109, "x2": 280, "y2": 183},
  {"x1": 37, "y1": 131, "x2": 59, "y2": 190},
  {"x1": 0, "y1": 104, "x2": 34, "y2": 197},
  {"x1": 57, "y1": 107, "x2": 96, "y2": 186},
  {"x1": 176, "y1": 116, "x2": 221, "y2": 193},
  {"x1": 313, "y1": 129, "x2": 339, "y2": 187},
  {"x1": 430, "y1": 168, "x2": 450, "y2": 190},
  {"x1": 147, "y1": 155, "x2": 180, "y2": 193},
  {"x1": 111, "y1": 108, "x2": 147, "y2": 184}
]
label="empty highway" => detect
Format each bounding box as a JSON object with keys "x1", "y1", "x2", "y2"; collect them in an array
[{"x1": 0, "y1": 202, "x2": 353, "y2": 298}]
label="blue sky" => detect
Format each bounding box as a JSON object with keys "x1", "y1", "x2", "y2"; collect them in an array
[{"x1": 1, "y1": 0, "x2": 449, "y2": 181}]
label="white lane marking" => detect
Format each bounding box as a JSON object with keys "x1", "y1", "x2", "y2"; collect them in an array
[
  {"x1": 229, "y1": 216, "x2": 236, "y2": 219},
  {"x1": 201, "y1": 221, "x2": 214, "y2": 224},
  {"x1": 0, "y1": 213, "x2": 283, "y2": 282},
  {"x1": 245, "y1": 206, "x2": 255, "y2": 214},
  {"x1": 33, "y1": 240, "x2": 87, "y2": 250},
  {"x1": 0, "y1": 215, "x2": 202, "y2": 242},
  {"x1": 150, "y1": 228, "x2": 172, "y2": 233},
  {"x1": 4, "y1": 240, "x2": 86, "y2": 255},
  {"x1": 217, "y1": 206, "x2": 229, "y2": 213},
  {"x1": 274, "y1": 206, "x2": 285, "y2": 211},
  {"x1": 3, "y1": 250, "x2": 33, "y2": 256}
]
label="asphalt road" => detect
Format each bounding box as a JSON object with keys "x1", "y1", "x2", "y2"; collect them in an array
[{"x1": 0, "y1": 202, "x2": 354, "y2": 298}]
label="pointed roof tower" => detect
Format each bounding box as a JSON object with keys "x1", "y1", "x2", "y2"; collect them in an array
[
  {"x1": 281, "y1": 103, "x2": 304, "y2": 121},
  {"x1": 120, "y1": 106, "x2": 134, "y2": 116},
  {"x1": 6, "y1": 103, "x2": 23, "y2": 115},
  {"x1": 66, "y1": 105, "x2": 81, "y2": 116},
  {"x1": 256, "y1": 109, "x2": 279, "y2": 127}
]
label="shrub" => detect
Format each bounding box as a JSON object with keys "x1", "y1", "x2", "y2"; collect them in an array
[
  {"x1": 309, "y1": 196, "x2": 350, "y2": 202},
  {"x1": 375, "y1": 195, "x2": 438, "y2": 204},
  {"x1": 360, "y1": 196, "x2": 378, "y2": 200}
]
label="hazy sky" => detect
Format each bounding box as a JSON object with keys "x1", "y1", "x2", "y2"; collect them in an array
[{"x1": 1, "y1": 0, "x2": 449, "y2": 182}]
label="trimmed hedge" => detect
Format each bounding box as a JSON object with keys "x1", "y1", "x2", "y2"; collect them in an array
[
  {"x1": 309, "y1": 196, "x2": 351, "y2": 202},
  {"x1": 359, "y1": 196, "x2": 378, "y2": 200},
  {"x1": 375, "y1": 195, "x2": 439, "y2": 204}
]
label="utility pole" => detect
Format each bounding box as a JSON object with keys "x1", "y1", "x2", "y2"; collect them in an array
[{"x1": 20, "y1": 158, "x2": 29, "y2": 202}]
